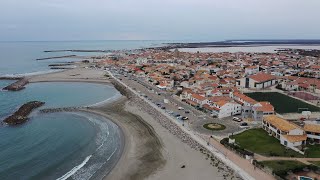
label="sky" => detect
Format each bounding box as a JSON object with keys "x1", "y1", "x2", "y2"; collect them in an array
[{"x1": 1, "y1": 0, "x2": 320, "y2": 41}]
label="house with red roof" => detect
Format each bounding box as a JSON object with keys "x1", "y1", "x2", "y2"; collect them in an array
[
  {"x1": 236, "y1": 72, "x2": 277, "y2": 89},
  {"x1": 252, "y1": 102, "x2": 275, "y2": 121}
]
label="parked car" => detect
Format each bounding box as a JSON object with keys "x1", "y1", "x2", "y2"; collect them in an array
[
  {"x1": 181, "y1": 117, "x2": 189, "y2": 120},
  {"x1": 210, "y1": 114, "x2": 218, "y2": 118},
  {"x1": 161, "y1": 106, "x2": 166, "y2": 109},
  {"x1": 240, "y1": 122, "x2": 248, "y2": 128},
  {"x1": 178, "y1": 107, "x2": 184, "y2": 110},
  {"x1": 233, "y1": 117, "x2": 242, "y2": 122},
  {"x1": 185, "y1": 110, "x2": 190, "y2": 114}
]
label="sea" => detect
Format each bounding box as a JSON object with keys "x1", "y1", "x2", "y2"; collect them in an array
[{"x1": 0, "y1": 40, "x2": 171, "y2": 180}]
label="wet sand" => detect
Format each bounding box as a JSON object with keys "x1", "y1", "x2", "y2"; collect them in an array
[
  {"x1": 27, "y1": 67, "x2": 235, "y2": 180},
  {"x1": 83, "y1": 95, "x2": 231, "y2": 180},
  {"x1": 84, "y1": 97, "x2": 166, "y2": 180}
]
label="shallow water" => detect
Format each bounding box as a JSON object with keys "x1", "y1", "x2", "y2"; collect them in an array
[{"x1": 0, "y1": 82, "x2": 122, "y2": 180}]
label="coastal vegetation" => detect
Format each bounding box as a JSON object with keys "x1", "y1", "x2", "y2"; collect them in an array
[
  {"x1": 259, "y1": 160, "x2": 316, "y2": 179},
  {"x1": 3, "y1": 101, "x2": 45, "y2": 125},
  {"x1": 230, "y1": 128, "x2": 303, "y2": 157},
  {"x1": 245, "y1": 92, "x2": 320, "y2": 113}
]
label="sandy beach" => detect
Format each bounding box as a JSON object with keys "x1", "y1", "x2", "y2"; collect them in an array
[
  {"x1": 28, "y1": 67, "x2": 111, "y2": 84},
  {"x1": 26, "y1": 67, "x2": 239, "y2": 180},
  {"x1": 84, "y1": 96, "x2": 232, "y2": 180}
]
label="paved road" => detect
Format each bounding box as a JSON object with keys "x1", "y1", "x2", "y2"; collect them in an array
[
  {"x1": 110, "y1": 70, "x2": 275, "y2": 180},
  {"x1": 116, "y1": 72, "x2": 247, "y2": 137}
]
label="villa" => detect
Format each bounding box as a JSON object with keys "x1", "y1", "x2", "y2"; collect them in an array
[{"x1": 263, "y1": 115, "x2": 307, "y2": 154}]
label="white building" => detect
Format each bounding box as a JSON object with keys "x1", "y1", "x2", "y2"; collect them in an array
[
  {"x1": 263, "y1": 115, "x2": 307, "y2": 154},
  {"x1": 245, "y1": 65, "x2": 259, "y2": 75},
  {"x1": 237, "y1": 72, "x2": 277, "y2": 89},
  {"x1": 203, "y1": 100, "x2": 241, "y2": 118},
  {"x1": 304, "y1": 121, "x2": 320, "y2": 144}
]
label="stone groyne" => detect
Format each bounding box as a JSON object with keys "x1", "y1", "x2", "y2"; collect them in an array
[
  {"x1": 3, "y1": 78, "x2": 29, "y2": 91},
  {"x1": 0, "y1": 77, "x2": 22, "y2": 80},
  {"x1": 36, "y1": 55, "x2": 77, "y2": 61},
  {"x1": 40, "y1": 107, "x2": 83, "y2": 113},
  {"x1": 3, "y1": 101, "x2": 45, "y2": 125}
]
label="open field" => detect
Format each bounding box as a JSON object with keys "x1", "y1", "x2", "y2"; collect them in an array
[
  {"x1": 245, "y1": 92, "x2": 320, "y2": 113},
  {"x1": 230, "y1": 129, "x2": 303, "y2": 157}
]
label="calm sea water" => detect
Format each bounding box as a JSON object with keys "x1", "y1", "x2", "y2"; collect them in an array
[
  {"x1": 0, "y1": 41, "x2": 170, "y2": 180},
  {"x1": 0, "y1": 40, "x2": 173, "y2": 76}
]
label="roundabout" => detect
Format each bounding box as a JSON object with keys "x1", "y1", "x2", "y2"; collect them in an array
[{"x1": 203, "y1": 123, "x2": 226, "y2": 131}]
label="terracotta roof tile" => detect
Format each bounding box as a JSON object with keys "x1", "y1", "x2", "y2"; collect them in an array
[
  {"x1": 249, "y1": 72, "x2": 275, "y2": 82},
  {"x1": 304, "y1": 124, "x2": 320, "y2": 133},
  {"x1": 264, "y1": 115, "x2": 301, "y2": 132},
  {"x1": 282, "y1": 134, "x2": 307, "y2": 143}
]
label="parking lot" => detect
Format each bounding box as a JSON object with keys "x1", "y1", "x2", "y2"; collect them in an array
[{"x1": 113, "y1": 71, "x2": 247, "y2": 137}]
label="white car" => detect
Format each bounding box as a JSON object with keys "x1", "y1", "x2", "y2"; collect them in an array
[
  {"x1": 178, "y1": 107, "x2": 184, "y2": 110},
  {"x1": 232, "y1": 117, "x2": 242, "y2": 122}
]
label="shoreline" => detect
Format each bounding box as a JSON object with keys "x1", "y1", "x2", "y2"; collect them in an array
[
  {"x1": 25, "y1": 68, "x2": 235, "y2": 180},
  {"x1": 83, "y1": 96, "x2": 166, "y2": 180}
]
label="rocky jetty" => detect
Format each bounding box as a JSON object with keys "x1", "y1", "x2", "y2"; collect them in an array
[
  {"x1": 0, "y1": 77, "x2": 21, "y2": 80},
  {"x1": 3, "y1": 101, "x2": 45, "y2": 125},
  {"x1": 36, "y1": 55, "x2": 77, "y2": 61},
  {"x1": 3, "y1": 78, "x2": 29, "y2": 91},
  {"x1": 40, "y1": 107, "x2": 82, "y2": 113}
]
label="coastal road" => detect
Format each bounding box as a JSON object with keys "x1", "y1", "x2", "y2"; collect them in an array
[
  {"x1": 117, "y1": 73, "x2": 242, "y2": 137},
  {"x1": 109, "y1": 70, "x2": 274, "y2": 180}
]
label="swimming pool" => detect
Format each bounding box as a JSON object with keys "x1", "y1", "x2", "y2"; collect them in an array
[{"x1": 299, "y1": 176, "x2": 313, "y2": 180}]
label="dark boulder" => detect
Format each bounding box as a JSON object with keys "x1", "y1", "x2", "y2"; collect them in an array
[{"x1": 3, "y1": 101, "x2": 45, "y2": 125}]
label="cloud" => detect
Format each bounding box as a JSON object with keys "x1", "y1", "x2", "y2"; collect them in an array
[{"x1": 0, "y1": 0, "x2": 319, "y2": 41}]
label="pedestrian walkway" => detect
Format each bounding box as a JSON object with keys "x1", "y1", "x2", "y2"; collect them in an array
[
  {"x1": 255, "y1": 154, "x2": 320, "y2": 165},
  {"x1": 109, "y1": 71, "x2": 276, "y2": 180},
  {"x1": 201, "y1": 134, "x2": 275, "y2": 180}
]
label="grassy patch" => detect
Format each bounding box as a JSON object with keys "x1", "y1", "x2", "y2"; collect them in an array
[
  {"x1": 260, "y1": 160, "x2": 307, "y2": 178},
  {"x1": 230, "y1": 128, "x2": 303, "y2": 157},
  {"x1": 306, "y1": 144, "x2": 320, "y2": 158},
  {"x1": 309, "y1": 161, "x2": 320, "y2": 167},
  {"x1": 245, "y1": 92, "x2": 320, "y2": 113},
  {"x1": 203, "y1": 123, "x2": 226, "y2": 131}
]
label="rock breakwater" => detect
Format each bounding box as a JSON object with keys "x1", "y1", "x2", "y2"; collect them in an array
[
  {"x1": 3, "y1": 78, "x2": 29, "y2": 91},
  {"x1": 3, "y1": 101, "x2": 45, "y2": 125}
]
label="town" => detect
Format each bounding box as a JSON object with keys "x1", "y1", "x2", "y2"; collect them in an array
[{"x1": 94, "y1": 47, "x2": 320, "y2": 180}]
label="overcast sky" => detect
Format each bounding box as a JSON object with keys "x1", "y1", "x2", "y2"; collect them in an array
[{"x1": 1, "y1": 0, "x2": 320, "y2": 41}]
